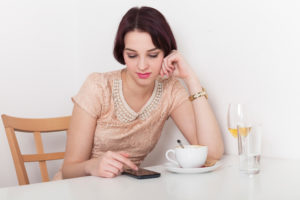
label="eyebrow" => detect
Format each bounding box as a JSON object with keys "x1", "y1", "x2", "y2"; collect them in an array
[{"x1": 124, "y1": 47, "x2": 159, "y2": 52}]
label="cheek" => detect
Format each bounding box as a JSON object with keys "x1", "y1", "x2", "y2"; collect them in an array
[
  {"x1": 150, "y1": 58, "x2": 163, "y2": 71},
  {"x1": 124, "y1": 57, "x2": 137, "y2": 68}
]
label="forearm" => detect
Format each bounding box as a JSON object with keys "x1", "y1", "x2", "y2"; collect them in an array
[
  {"x1": 184, "y1": 74, "x2": 224, "y2": 160},
  {"x1": 62, "y1": 159, "x2": 94, "y2": 179}
]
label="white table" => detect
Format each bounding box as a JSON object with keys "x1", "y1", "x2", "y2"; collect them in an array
[{"x1": 1, "y1": 155, "x2": 300, "y2": 200}]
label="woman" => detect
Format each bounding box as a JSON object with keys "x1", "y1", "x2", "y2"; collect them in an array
[{"x1": 62, "y1": 6, "x2": 224, "y2": 179}]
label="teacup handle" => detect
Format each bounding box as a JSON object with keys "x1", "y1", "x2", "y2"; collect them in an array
[{"x1": 165, "y1": 149, "x2": 179, "y2": 166}]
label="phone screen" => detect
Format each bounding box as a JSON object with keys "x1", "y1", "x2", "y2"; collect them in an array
[{"x1": 122, "y1": 168, "x2": 161, "y2": 179}]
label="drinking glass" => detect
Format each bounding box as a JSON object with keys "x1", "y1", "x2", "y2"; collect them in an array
[
  {"x1": 238, "y1": 124, "x2": 262, "y2": 174},
  {"x1": 227, "y1": 103, "x2": 248, "y2": 138}
]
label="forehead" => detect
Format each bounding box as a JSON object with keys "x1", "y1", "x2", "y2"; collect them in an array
[{"x1": 124, "y1": 30, "x2": 156, "y2": 51}]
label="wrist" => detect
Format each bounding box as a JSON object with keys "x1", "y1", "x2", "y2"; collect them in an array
[
  {"x1": 189, "y1": 87, "x2": 208, "y2": 101},
  {"x1": 84, "y1": 159, "x2": 95, "y2": 176},
  {"x1": 181, "y1": 67, "x2": 195, "y2": 81},
  {"x1": 183, "y1": 75, "x2": 203, "y2": 92}
]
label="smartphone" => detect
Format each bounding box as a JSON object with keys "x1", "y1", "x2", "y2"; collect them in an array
[{"x1": 122, "y1": 168, "x2": 161, "y2": 179}]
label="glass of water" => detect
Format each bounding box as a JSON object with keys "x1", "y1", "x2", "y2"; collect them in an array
[{"x1": 238, "y1": 124, "x2": 262, "y2": 174}]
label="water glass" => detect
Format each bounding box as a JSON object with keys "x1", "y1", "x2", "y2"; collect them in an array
[{"x1": 238, "y1": 124, "x2": 262, "y2": 174}]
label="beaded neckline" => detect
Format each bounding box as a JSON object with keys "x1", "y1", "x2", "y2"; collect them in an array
[{"x1": 112, "y1": 77, "x2": 163, "y2": 123}]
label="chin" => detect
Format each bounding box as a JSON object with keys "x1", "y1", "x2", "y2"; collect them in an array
[
  {"x1": 136, "y1": 79, "x2": 153, "y2": 87},
  {"x1": 135, "y1": 76, "x2": 157, "y2": 86}
]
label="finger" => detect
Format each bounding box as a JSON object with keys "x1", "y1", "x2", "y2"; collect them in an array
[
  {"x1": 163, "y1": 59, "x2": 171, "y2": 72},
  {"x1": 162, "y1": 61, "x2": 168, "y2": 75},
  {"x1": 111, "y1": 152, "x2": 138, "y2": 171},
  {"x1": 167, "y1": 54, "x2": 177, "y2": 69},
  {"x1": 164, "y1": 62, "x2": 171, "y2": 77},
  {"x1": 118, "y1": 152, "x2": 130, "y2": 170},
  {"x1": 165, "y1": 59, "x2": 175, "y2": 74},
  {"x1": 104, "y1": 163, "x2": 120, "y2": 175},
  {"x1": 101, "y1": 153, "x2": 122, "y2": 175},
  {"x1": 160, "y1": 62, "x2": 168, "y2": 77},
  {"x1": 119, "y1": 151, "x2": 129, "y2": 173},
  {"x1": 160, "y1": 68, "x2": 164, "y2": 77},
  {"x1": 107, "y1": 159, "x2": 123, "y2": 172},
  {"x1": 103, "y1": 171, "x2": 115, "y2": 178},
  {"x1": 119, "y1": 152, "x2": 129, "y2": 158},
  {"x1": 164, "y1": 56, "x2": 176, "y2": 74}
]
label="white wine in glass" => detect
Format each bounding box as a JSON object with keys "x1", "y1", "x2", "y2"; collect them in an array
[{"x1": 227, "y1": 104, "x2": 250, "y2": 138}]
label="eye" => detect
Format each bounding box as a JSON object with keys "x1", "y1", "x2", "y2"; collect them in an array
[
  {"x1": 149, "y1": 54, "x2": 158, "y2": 58},
  {"x1": 127, "y1": 54, "x2": 137, "y2": 58}
]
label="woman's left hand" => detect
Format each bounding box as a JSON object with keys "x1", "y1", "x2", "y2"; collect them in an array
[{"x1": 160, "y1": 50, "x2": 194, "y2": 80}]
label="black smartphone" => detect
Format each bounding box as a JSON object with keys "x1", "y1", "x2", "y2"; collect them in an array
[{"x1": 122, "y1": 168, "x2": 161, "y2": 179}]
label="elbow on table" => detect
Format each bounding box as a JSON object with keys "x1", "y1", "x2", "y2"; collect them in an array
[
  {"x1": 208, "y1": 144, "x2": 224, "y2": 160},
  {"x1": 61, "y1": 164, "x2": 69, "y2": 179},
  {"x1": 61, "y1": 162, "x2": 80, "y2": 179}
]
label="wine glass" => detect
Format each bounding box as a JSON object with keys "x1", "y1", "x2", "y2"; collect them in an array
[
  {"x1": 227, "y1": 104, "x2": 260, "y2": 174},
  {"x1": 227, "y1": 103, "x2": 249, "y2": 138}
]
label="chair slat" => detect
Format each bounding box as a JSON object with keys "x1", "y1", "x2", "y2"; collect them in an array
[
  {"x1": 2, "y1": 115, "x2": 70, "y2": 132},
  {"x1": 5, "y1": 128, "x2": 29, "y2": 185},
  {"x1": 23, "y1": 152, "x2": 65, "y2": 162},
  {"x1": 33, "y1": 132, "x2": 44, "y2": 153},
  {"x1": 33, "y1": 131, "x2": 49, "y2": 182}
]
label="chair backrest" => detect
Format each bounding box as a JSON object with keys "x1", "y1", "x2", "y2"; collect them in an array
[{"x1": 1, "y1": 114, "x2": 71, "y2": 185}]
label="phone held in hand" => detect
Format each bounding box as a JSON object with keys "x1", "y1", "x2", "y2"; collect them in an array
[{"x1": 122, "y1": 168, "x2": 161, "y2": 179}]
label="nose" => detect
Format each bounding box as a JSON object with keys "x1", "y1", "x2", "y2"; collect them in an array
[{"x1": 137, "y1": 57, "x2": 148, "y2": 71}]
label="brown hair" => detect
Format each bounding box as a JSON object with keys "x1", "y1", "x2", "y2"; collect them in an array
[{"x1": 113, "y1": 6, "x2": 177, "y2": 64}]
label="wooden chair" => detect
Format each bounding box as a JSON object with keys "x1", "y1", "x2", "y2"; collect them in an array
[{"x1": 1, "y1": 114, "x2": 71, "y2": 185}]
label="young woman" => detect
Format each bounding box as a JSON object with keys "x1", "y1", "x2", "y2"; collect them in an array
[{"x1": 61, "y1": 6, "x2": 224, "y2": 179}]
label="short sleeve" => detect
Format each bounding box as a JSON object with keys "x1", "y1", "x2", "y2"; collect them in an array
[
  {"x1": 168, "y1": 79, "x2": 189, "y2": 115},
  {"x1": 72, "y1": 73, "x2": 103, "y2": 118}
]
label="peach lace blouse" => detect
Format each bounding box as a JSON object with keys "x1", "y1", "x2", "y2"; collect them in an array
[{"x1": 73, "y1": 69, "x2": 189, "y2": 166}]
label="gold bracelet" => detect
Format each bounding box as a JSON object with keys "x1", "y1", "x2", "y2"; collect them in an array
[{"x1": 189, "y1": 87, "x2": 208, "y2": 101}]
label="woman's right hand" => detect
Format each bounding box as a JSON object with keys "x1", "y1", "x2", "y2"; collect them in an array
[{"x1": 86, "y1": 151, "x2": 138, "y2": 178}]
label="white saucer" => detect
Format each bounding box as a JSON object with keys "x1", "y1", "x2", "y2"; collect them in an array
[{"x1": 165, "y1": 161, "x2": 223, "y2": 174}]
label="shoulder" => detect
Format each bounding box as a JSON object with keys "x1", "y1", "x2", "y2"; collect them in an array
[{"x1": 85, "y1": 70, "x2": 121, "y2": 88}]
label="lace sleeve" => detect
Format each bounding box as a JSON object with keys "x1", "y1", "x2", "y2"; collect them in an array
[{"x1": 72, "y1": 73, "x2": 103, "y2": 118}]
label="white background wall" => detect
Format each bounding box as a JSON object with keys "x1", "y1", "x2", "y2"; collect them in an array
[{"x1": 0, "y1": 0, "x2": 299, "y2": 187}]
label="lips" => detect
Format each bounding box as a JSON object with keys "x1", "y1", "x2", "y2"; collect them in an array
[{"x1": 137, "y1": 72, "x2": 151, "y2": 79}]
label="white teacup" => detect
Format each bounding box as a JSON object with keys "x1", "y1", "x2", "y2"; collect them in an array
[{"x1": 165, "y1": 145, "x2": 208, "y2": 168}]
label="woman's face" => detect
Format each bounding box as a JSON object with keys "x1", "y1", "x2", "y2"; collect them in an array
[{"x1": 123, "y1": 30, "x2": 164, "y2": 87}]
